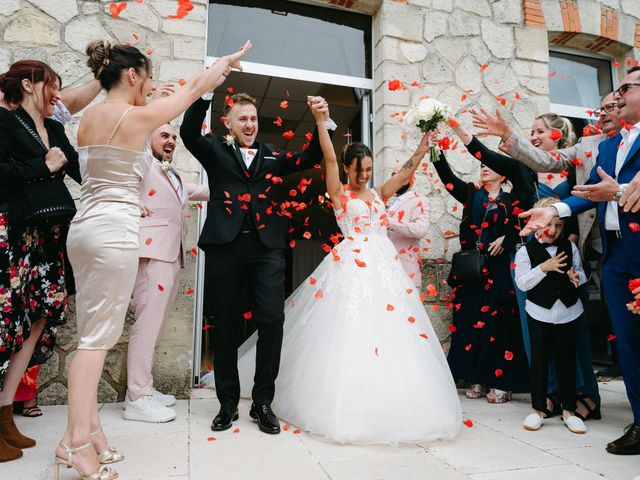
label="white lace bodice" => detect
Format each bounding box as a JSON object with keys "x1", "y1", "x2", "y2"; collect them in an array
[{"x1": 334, "y1": 189, "x2": 388, "y2": 237}]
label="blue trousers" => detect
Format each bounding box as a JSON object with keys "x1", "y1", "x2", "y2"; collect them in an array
[{"x1": 601, "y1": 235, "x2": 640, "y2": 424}]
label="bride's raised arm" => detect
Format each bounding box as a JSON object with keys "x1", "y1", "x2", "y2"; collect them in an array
[
  {"x1": 376, "y1": 131, "x2": 434, "y2": 200},
  {"x1": 313, "y1": 99, "x2": 343, "y2": 211}
]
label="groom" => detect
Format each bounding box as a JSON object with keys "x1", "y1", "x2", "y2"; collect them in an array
[{"x1": 181, "y1": 91, "x2": 335, "y2": 434}]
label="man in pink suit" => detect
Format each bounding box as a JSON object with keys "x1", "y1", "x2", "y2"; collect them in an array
[
  {"x1": 386, "y1": 180, "x2": 430, "y2": 289},
  {"x1": 123, "y1": 123, "x2": 209, "y2": 423}
]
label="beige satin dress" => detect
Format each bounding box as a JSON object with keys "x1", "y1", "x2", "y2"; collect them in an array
[{"x1": 67, "y1": 107, "x2": 151, "y2": 349}]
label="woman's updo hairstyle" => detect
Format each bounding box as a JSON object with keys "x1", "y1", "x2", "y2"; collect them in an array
[
  {"x1": 0, "y1": 60, "x2": 61, "y2": 105},
  {"x1": 341, "y1": 142, "x2": 373, "y2": 174},
  {"x1": 536, "y1": 113, "x2": 577, "y2": 149},
  {"x1": 86, "y1": 40, "x2": 151, "y2": 91}
]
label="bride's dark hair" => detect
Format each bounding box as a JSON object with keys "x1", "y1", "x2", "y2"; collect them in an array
[
  {"x1": 341, "y1": 142, "x2": 372, "y2": 175},
  {"x1": 86, "y1": 40, "x2": 151, "y2": 91}
]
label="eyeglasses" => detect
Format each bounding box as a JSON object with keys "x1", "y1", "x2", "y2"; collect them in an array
[
  {"x1": 614, "y1": 82, "x2": 640, "y2": 97},
  {"x1": 594, "y1": 102, "x2": 618, "y2": 116}
]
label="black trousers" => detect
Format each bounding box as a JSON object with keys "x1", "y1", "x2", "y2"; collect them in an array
[
  {"x1": 203, "y1": 231, "x2": 286, "y2": 407},
  {"x1": 528, "y1": 315, "x2": 577, "y2": 413}
]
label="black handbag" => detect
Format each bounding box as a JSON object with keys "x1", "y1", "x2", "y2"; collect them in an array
[{"x1": 13, "y1": 113, "x2": 76, "y2": 226}]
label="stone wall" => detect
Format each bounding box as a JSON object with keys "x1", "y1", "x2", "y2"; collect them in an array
[{"x1": 0, "y1": 0, "x2": 208, "y2": 404}]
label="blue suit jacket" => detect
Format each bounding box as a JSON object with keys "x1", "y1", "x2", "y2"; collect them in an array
[{"x1": 564, "y1": 132, "x2": 640, "y2": 261}]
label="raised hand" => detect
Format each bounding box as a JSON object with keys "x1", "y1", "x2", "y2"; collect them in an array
[
  {"x1": 572, "y1": 167, "x2": 618, "y2": 202},
  {"x1": 308, "y1": 96, "x2": 329, "y2": 122},
  {"x1": 540, "y1": 251, "x2": 568, "y2": 274},
  {"x1": 519, "y1": 207, "x2": 558, "y2": 236},
  {"x1": 151, "y1": 82, "x2": 175, "y2": 100},
  {"x1": 227, "y1": 40, "x2": 252, "y2": 72},
  {"x1": 471, "y1": 107, "x2": 512, "y2": 141}
]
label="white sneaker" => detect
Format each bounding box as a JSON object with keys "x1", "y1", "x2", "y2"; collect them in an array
[
  {"x1": 152, "y1": 388, "x2": 176, "y2": 407},
  {"x1": 523, "y1": 412, "x2": 545, "y2": 431},
  {"x1": 563, "y1": 414, "x2": 587, "y2": 434},
  {"x1": 123, "y1": 395, "x2": 176, "y2": 423}
]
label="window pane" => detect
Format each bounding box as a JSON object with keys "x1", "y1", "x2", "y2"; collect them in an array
[
  {"x1": 549, "y1": 51, "x2": 613, "y2": 109},
  {"x1": 207, "y1": 1, "x2": 371, "y2": 78}
]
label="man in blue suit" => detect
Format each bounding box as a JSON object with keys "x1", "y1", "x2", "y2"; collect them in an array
[{"x1": 520, "y1": 67, "x2": 640, "y2": 455}]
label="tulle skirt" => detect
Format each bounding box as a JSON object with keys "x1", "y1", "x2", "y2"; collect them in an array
[{"x1": 238, "y1": 233, "x2": 462, "y2": 444}]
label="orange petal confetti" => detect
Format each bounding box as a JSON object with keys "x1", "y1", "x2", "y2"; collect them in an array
[
  {"x1": 386, "y1": 304, "x2": 395, "y2": 311},
  {"x1": 607, "y1": 334, "x2": 617, "y2": 341},
  {"x1": 309, "y1": 277, "x2": 317, "y2": 285},
  {"x1": 185, "y1": 289, "x2": 194, "y2": 295},
  {"x1": 374, "y1": 347, "x2": 379, "y2": 356},
  {"x1": 282, "y1": 424, "x2": 290, "y2": 431},
  {"x1": 465, "y1": 344, "x2": 472, "y2": 351},
  {"x1": 315, "y1": 289, "x2": 323, "y2": 299},
  {"x1": 463, "y1": 419, "x2": 474, "y2": 428},
  {"x1": 480, "y1": 64, "x2": 488, "y2": 72},
  {"x1": 132, "y1": 33, "x2": 139, "y2": 41},
  {"x1": 419, "y1": 333, "x2": 429, "y2": 339},
  {"x1": 282, "y1": 130, "x2": 294, "y2": 140},
  {"x1": 157, "y1": 284, "x2": 165, "y2": 292},
  {"x1": 407, "y1": 316, "x2": 416, "y2": 324},
  {"x1": 109, "y1": 2, "x2": 127, "y2": 19},
  {"x1": 355, "y1": 259, "x2": 367, "y2": 268},
  {"x1": 426, "y1": 284, "x2": 437, "y2": 296},
  {"x1": 178, "y1": 78, "x2": 186, "y2": 86},
  {"x1": 388, "y1": 79, "x2": 405, "y2": 91},
  {"x1": 243, "y1": 311, "x2": 252, "y2": 320},
  {"x1": 233, "y1": 428, "x2": 240, "y2": 433},
  {"x1": 303, "y1": 231, "x2": 312, "y2": 239},
  {"x1": 549, "y1": 129, "x2": 563, "y2": 141},
  {"x1": 504, "y1": 351, "x2": 514, "y2": 361},
  {"x1": 273, "y1": 116, "x2": 282, "y2": 127},
  {"x1": 448, "y1": 325, "x2": 456, "y2": 333},
  {"x1": 549, "y1": 70, "x2": 557, "y2": 77},
  {"x1": 191, "y1": 248, "x2": 198, "y2": 256},
  {"x1": 480, "y1": 305, "x2": 490, "y2": 312},
  {"x1": 292, "y1": 429, "x2": 301, "y2": 434},
  {"x1": 146, "y1": 49, "x2": 153, "y2": 56},
  {"x1": 148, "y1": 189, "x2": 156, "y2": 196},
  {"x1": 289, "y1": 240, "x2": 296, "y2": 248},
  {"x1": 169, "y1": 0, "x2": 194, "y2": 19},
  {"x1": 495, "y1": 369, "x2": 503, "y2": 377},
  {"x1": 207, "y1": 437, "x2": 216, "y2": 441},
  {"x1": 145, "y1": 237, "x2": 152, "y2": 245},
  {"x1": 280, "y1": 100, "x2": 289, "y2": 109}
]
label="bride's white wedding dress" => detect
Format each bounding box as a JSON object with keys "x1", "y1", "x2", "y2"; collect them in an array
[{"x1": 238, "y1": 189, "x2": 462, "y2": 444}]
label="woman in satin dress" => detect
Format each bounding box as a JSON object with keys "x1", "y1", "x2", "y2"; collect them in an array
[{"x1": 55, "y1": 40, "x2": 251, "y2": 480}]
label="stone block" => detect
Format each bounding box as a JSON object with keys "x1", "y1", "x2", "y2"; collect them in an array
[
  {"x1": 540, "y1": 0, "x2": 563, "y2": 31},
  {"x1": 599, "y1": 0, "x2": 620, "y2": 9},
  {"x1": 428, "y1": 195, "x2": 445, "y2": 223},
  {"x1": 4, "y1": 14, "x2": 60, "y2": 46},
  {"x1": 512, "y1": 59, "x2": 532, "y2": 77},
  {"x1": 409, "y1": 0, "x2": 431, "y2": 7},
  {"x1": 39, "y1": 382, "x2": 67, "y2": 406},
  {"x1": 530, "y1": 60, "x2": 549, "y2": 78},
  {"x1": 453, "y1": 0, "x2": 491, "y2": 17},
  {"x1": 107, "y1": 23, "x2": 173, "y2": 58},
  {"x1": 104, "y1": 345, "x2": 126, "y2": 384},
  {"x1": 64, "y1": 16, "x2": 114, "y2": 52},
  {"x1": 511, "y1": 96, "x2": 541, "y2": 129},
  {"x1": 431, "y1": 0, "x2": 453, "y2": 12},
  {"x1": 174, "y1": 37, "x2": 206, "y2": 61},
  {"x1": 491, "y1": 0, "x2": 523, "y2": 24},
  {"x1": 481, "y1": 20, "x2": 514, "y2": 59},
  {"x1": 97, "y1": 377, "x2": 119, "y2": 403},
  {"x1": 433, "y1": 37, "x2": 469, "y2": 66},
  {"x1": 621, "y1": 0, "x2": 640, "y2": 18},
  {"x1": 438, "y1": 84, "x2": 467, "y2": 112},
  {"x1": 374, "y1": 36, "x2": 400, "y2": 68},
  {"x1": 423, "y1": 226, "x2": 445, "y2": 259},
  {"x1": 619, "y1": 12, "x2": 638, "y2": 47},
  {"x1": 82, "y1": 2, "x2": 101, "y2": 15},
  {"x1": 483, "y1": 63, "x2": 519, "y2": 96},
  {"x1": 421, "y1": 48, "x2": 453, "y2": 84},
  {"x1": 38, "y1": 351, "x2": 60, "y2": 386},
  {"x1": 159, "y1": 59, "x2": 204, "y2": 83},
  {"x1": 151, "y1": 0, "x2": 207, "y2": 22},
  {"x1": 116, "y1": 1, "x2": 160, "y2": 31},
  {"x1": 524, "y1": 77, "x2": 549, "y2": 95},
  {"x1": 0, "y1": 0, "x2": 19, "y2": 16},
  {"x1": 0, "y1": 47, "x2": 10, "y2": 72},
  {"x1": 577, "y1": 0, "x2": 600, "y2": 37},
  {"x1": 455, "y1": 56, "x2": 482, "y2": 93},
  {"x1": 28, "y1": 0, "x2": 78, "y2": 23},
  {"x1": 469, "y1": 37, "x2": 491, "y2": 65},
  {"x1": 162, "y1": 19, "x2": 206, "y2": 37},
  {"x1": 49, "y1": 51, "x2": 88, "y2": 86},
  {"x1": 448, "y1": 10, "x2": 480, "y2": 37},
  {"x1": 423, "y1": 10, "x2": 448, "y2": 42},
  {"x1": 400, "y1": 42, "x2": 427, "y2": 63},
  {"x1": 378, "y1": 2, "x2": 423, "y2": 42}
]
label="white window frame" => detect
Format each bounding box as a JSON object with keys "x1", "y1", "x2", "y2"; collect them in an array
[{"x1": 548, "y1": 46, "x2": 618, "y2": 121}]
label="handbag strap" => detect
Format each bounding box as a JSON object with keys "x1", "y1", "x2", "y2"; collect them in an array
[{"x1": 13, "y1": 112, "x2": 48, "y2": 153}]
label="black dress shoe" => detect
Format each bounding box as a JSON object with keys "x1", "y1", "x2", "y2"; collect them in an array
[
  {"x1": 606, "y1": 424, "x2": 640, "y2": 455},
  {"x1": 211, "y1": 405, "x2": 239, "y2": 431},
  {"x1": 249, "y1": 403, "x2": 281, "y2": 434}
]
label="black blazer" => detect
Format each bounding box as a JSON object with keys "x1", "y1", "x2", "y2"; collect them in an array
[
  {"x1": 180, "y1": 98, "x2": 326, "y2": 249},
  {"x1": 0, "y1": 106, "x2": 80, "y2": 216}
]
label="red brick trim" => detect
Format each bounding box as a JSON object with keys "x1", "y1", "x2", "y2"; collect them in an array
[
  {"x1": 636, "y1": 20, "x2": 640, "y2": 48},
  {"x1": 330, "y1": 0, "x2": 355, "y2": 8},
  {"x1": 523, "y1": 0, "x2": 545, "y2": 28},
  {"x1": 600, "y1": 6, "x2": 618, "y2": 41},
  {"x1": 559, "y1": 0, "x2": 581, "y2": 33}
]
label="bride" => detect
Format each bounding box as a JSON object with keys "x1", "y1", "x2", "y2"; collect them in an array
[{"x1": 238, "y1": 116, "x2": 462, "y2": 444}]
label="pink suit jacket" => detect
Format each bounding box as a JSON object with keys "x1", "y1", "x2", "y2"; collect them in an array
[
  {"x1": 386, "y1": 191, "x2": 430, "y2": 288},
  {"x1": 138, "y1": 160, "x2": 210, "y2": 265}
]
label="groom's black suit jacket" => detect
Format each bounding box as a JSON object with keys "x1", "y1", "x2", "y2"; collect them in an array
[{"x1": 180, "y1": 98, "x2": 325, "y2": 249}]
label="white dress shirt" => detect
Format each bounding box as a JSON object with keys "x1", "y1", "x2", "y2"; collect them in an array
[
  {"x1": 514, "y1": 238, "x2": 586, "y2": 324},
  {"x1": 554, "y1": 122, "x2": 639, "y2": 230},
  {"x1": 164, "y1": 164, "x2": 184, "y2": 201},
  {"x1": 239, "y1": 147, "x2": 257, "y2": 169}
]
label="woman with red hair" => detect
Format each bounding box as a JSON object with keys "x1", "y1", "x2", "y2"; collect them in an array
[{"x1": 0, "y1": 60, "x2": 79, "y2": 462}]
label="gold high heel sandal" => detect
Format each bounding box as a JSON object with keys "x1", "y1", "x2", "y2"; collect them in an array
[
  {"x1": 55, "y1": 442, "x2": 118, "y2": 480},
  {"x1": 91, "y1": 428, "x2": 125, "y2": 464}
]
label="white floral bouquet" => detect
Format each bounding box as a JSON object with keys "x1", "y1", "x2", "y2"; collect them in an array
[{"x1": 405, "y1": 98, "x2": 451, "y2": 162}]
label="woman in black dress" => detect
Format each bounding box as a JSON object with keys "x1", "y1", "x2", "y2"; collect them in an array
[
  {"x1": 0, "y1": 60, "x2": 79, "y2": 462},
  {"x1": 434, "y1": 152, "x2": 530, "y2": 403}
]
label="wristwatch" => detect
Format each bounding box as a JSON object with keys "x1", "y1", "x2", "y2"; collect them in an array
[{"x1": 613, "y1": 184, "x2": 627, "y2": 202}]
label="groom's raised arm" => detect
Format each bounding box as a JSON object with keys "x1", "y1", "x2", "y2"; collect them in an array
[
  {"x1": 278, "y1": 125, "x2": 330, "y2": 176},
  {"x1": 180, "y1": 98, "x2": 216, "y2": 170}
]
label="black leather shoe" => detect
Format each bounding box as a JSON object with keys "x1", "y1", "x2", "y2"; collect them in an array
[
  {"x1": 249, "y1": 403, "x2": 281, "y2": 434},
  {"x1": 606, "y1": 424, "x2": 640, "y2": 455},
  {"x1": 211, "y1": 405, "x2": 239, "y2": 431}
]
